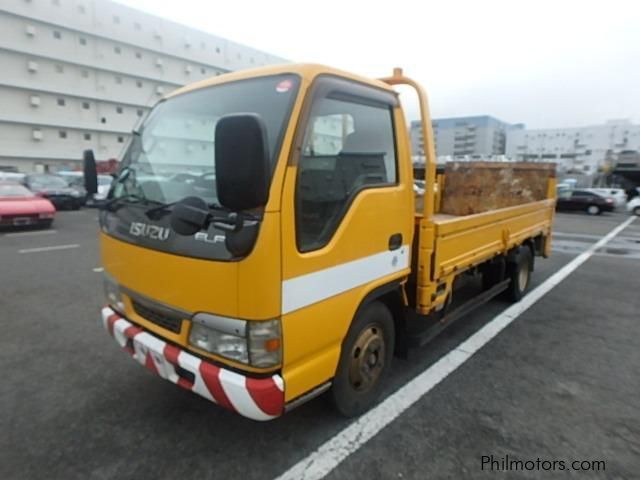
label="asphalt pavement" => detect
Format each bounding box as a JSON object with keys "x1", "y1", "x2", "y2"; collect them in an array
[{"x1": 0, "y1": 210, "x2": 638, "y2": 480}]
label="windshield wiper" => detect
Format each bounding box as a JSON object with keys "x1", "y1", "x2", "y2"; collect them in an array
[
  {"x1": 145, "y1": 201, "x2": 180, "y2": 219},
  {"x1": 145, "y1": 200, "x2": 224, "y2": 220},
  {"x1": 103, "y1": 194, "x2": 163, "y2": 212}
]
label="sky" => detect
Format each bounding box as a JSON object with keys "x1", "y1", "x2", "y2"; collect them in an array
[{"x1": 117, "y1": 0, "x2": 640, "y2": 129}]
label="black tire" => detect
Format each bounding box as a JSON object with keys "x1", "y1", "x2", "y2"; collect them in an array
[
  {"x1": 39, "y1": 219, "x2": 53, "y2": 229},
  {"x1": 633, "y1": 207, "x2": 640, "y2": 217},
  {"x1": 505, "y1": 246, "x2": 532, "y2": 303},
  {"x1": 586, "y1": 204, "x2": 601, "y2": 215},
  {"x1": 330, "y1": 301, "x2": 395, "y2": 417}
]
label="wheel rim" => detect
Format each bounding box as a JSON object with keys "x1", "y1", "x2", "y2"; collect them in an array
[
  {"x1": 348, "y1": 324, "x2": 386, "y2": 392},
  {"x1": 518, "y1": 261, "x2": 529, "y2": 292},
  {"x1": 588, "y1": 206, "x2": 598, "y2": 215}
]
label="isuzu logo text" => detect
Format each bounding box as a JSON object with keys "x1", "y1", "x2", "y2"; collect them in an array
[{"x1": 129, "y1": 222, "x2": 170, "y2": 241}]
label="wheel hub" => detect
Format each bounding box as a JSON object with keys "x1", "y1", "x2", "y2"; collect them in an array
[
  {"x1": 518, "y1": 261, "x2": 529, "y2": 291},
  {"x1": 348, "y1": 325, "x2": 385, "y2": 392}
]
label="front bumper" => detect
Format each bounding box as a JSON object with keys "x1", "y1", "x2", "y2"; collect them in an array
[{"x1": 101, "y1": 307, "x2": 284, "y2": 421}]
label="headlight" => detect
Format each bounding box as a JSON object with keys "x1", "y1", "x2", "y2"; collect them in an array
[
  {"x1": 189, "y1": 313, "x2": 281, "y2": 368},
  {"x1": 190, "y1": 323, "x2": 249, "y2": 363},
  {"x1": 70, "y1": 190, "x2": 82, "y2": 197},
  {"x1": 103, "y1": 272, "x2": 125, "y2": 312}
]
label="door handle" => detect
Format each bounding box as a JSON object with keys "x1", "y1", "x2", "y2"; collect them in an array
[{"x1": 388, "y1": 233, "x2": 402, "y2": 251}]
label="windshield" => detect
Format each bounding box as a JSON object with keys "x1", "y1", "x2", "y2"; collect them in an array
[
  {"x1": 113, "y1": 74, "x2": 300, "y2": 206},
  {"x1": 29, "y1": 175, "x2": 68, "y2": 189},
  {"x1": 0, "y1": 184, "x2": 33, "y2": 197}
]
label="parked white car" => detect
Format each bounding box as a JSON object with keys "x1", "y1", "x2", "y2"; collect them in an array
[
  {"x1": 586, "y1": 188, "x2": 627, "y2": 208},
  {"x1": 0, "y1": 171, "x2": 26, "y2": 183},
  {"x1": 95, "y1": 175, "x2": 114, "y2": 201},
  {"x1": 627, "y1": 197, "x2": 640, "y2": 216}
]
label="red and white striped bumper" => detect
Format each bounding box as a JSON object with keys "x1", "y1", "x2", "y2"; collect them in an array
[{"x1": 101, "y1": 307, "x2": 284, "y2": 421}]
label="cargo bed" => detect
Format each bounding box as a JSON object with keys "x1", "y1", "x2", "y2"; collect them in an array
[{"x1": 411, "y1": 162, "x2": 556, "y2": 314}]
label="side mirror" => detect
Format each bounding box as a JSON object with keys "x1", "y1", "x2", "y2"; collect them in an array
[
  {"x1": 214, "y1": 114, "x2": 270, "y2": 212},
  {"x1": 83, "y1": 149, "x2": 98, "y2": 195}
]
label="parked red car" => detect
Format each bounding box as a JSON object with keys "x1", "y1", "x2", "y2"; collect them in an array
[{"x1": 0, "y1": 181, "x2": 56, "y2": 228}]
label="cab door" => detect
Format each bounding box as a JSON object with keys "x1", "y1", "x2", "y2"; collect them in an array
[{"x1": 279, "y1": 75, "x2": 414, "y2": 401}]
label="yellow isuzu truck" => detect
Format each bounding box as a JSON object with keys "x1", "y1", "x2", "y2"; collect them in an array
[{"x1": 86, "y1": 64, "x2": 555, "y2": 421}]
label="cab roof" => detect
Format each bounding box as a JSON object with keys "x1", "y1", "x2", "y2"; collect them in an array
[{"x1": 166, "y1": 63, "x2": 397, "y2": 99}]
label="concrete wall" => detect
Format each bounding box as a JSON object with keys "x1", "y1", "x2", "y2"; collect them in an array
[{"x1": 0, "y1": 0, "x2": 286, "y2": 172}]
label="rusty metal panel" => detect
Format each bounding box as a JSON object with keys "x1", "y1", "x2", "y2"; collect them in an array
[{"x1": 440, "y1": 162, "x2": 556, "y2": 216}]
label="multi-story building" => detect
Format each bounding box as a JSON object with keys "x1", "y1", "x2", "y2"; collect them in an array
[
  {"x1": 505, "y1": 119, "x2": 640, "y2": 174},
  {"x1": 0, "y1": 0, "x2": 286, "y2": 172},
  {"x1": 410, "y1": 115, "x2": 522, "y2": 159}
]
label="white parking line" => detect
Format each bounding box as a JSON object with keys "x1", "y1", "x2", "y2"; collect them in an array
[
  {"x1": 3, "y1": 230, "x2": 57, "y2": 237},
  {"x1": 275, "y1": 216, "x2": 636, "y2": 480},
  {"x1": 18, "y1": 244, "x2": 79, "y2": 254}
]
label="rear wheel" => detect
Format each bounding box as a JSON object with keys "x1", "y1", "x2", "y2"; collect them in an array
[
  {"x1": 505, "y1": 246, "x2": 532, "y2": 302},
  {"x1": 633, "y1": 207, "x2": 640, "y2": 217},
  {"x1": 39, "y1": 219, "x2": 53, "y2": 229},
  {"x1": 330, "y1": 301, "x2": 394, "y2": 417},
  {"x1": 587, "y1": 204, "x2": 601, "y2": 215}
]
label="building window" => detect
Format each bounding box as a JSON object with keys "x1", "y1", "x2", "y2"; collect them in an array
[
  {"x1": 84, "y1": 133, "x2": 92, "y2": 141},
  {"x1": 33, "y1": 129, "x2": 44, "y2": 141},
  {"x1": 82, "y1": 101, "x2": 90, "y2": 109},
  {"x1": 114, "y1": 46, "x2": 121, "y2": 54},
  {"x1": 136, "y1": 109, "x2": 143, "y2": 117},
  {"x1": 116, "y1": 106, "x2": 123, "y2": 114},
  {"x1": 215, "y1": 47, "x2": 221, "y2": 53},
  {"x1": 114, "y1": 76, "x2": 122, "y2": 84},
  {"x1": 55, "y1": 64, "x2": 64, "y2": 73},
  {"x1": 79, "y1": 37, "x2": 87, "y2": 46},
  {"x1": 135, "y1": 51, "x2": 142, "y2": 59},
  {"x1": 57, "y1": 98, "x2": 65, "y2": 106},
  {"x1": 53, "y1": 30, "x2": 61, "y2": 39},
  {"x1": 113, "y1": 15, "x2": 120, "y2": 24},
  {"x1": 59, "y1": 131, "x2": 67, "y2": 139},
  {"x1": 77, "y1": 4, "x2": 86, "y2": 14},
  {"x1": 52, "y1": 0, "x2": 60, "y2": 6},
  {"x1": 136, "y1": 80, "x2": 143, "y2": 88},
  {"x1": 81, "y1": 69, "x2": 89, "y2": 78},
  {"x1": 200, "y1": 67, "x2": 206, "y2": 74},
  {"x1": 134, "y1": 22, "x2": 141, "y2": 31},
  {"x1": 117, "y1": 136, "x2": 124, "y2": 143}
]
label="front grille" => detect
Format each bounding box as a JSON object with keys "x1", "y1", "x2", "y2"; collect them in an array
[{"x1": 131, "y1": 299, "x2": 183, "y2": 333}]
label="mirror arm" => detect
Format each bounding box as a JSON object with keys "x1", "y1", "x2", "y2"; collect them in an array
[{"x1": 212, "y1": 212, "x2": 245, "y2": 232}]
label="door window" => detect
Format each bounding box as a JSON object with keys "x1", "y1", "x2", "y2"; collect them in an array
[{"x1": 295, "y1": 92, "x2": 397, "y2": 251}]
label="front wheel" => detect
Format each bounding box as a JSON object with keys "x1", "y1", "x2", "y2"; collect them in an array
[
  {"x1": 633, "y1": 207, "x2": 640, "y2": 217},
  {"x1": 330, "y1": 301, "x2": 395, "y2": 417},
  {"x1": 587, "y1": 204, "x2": 601, "y2": 215}
]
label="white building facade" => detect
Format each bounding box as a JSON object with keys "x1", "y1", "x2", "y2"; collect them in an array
[
  {"x1": 506, "y1": 119, "x2": 640, "y2": 174},
  {"x1": 0, "y1": 0, "x2": 286, "y2": 172},
  {"x1": 410, "y1": 116, "x2": 522, "y2": 160}
]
